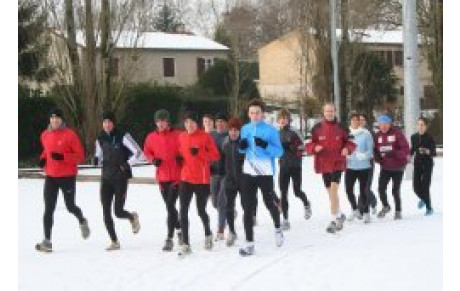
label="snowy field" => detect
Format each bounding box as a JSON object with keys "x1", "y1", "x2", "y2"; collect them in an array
[{"x1": 18, "y1": 157, "x2": 443, "y2": 291}]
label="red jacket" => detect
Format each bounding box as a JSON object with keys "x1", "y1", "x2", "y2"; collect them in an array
[
  {"x1": 305, "y1": 119, "x2": 356, "y2": 174},
  {"x1": 179, "y1": 129, "x2": 220, "y2": 184},
  {"x1": 40, "y1": 127, "x2": 85, "y2": 177},
  {"x1": 143, "y1": 128, "x2": 183, "y2": 183},
  {"x1": 374, "y1": 126, "x2": 410, "y2": 171}
]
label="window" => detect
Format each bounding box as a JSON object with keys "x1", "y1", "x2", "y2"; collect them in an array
[
  {"x1": 386, "y1": 51, "x2": 393, "y2": 68},
  {"x1": 163, "y1": 58, "x2": 175, "y2": 77},
  {"x1": 400, "y1": 86, "x2": 404, "y2": 95},
  {"x1": 197, "y1": 57, "x2": 205, "y2": 76},
  {"x1": 111, "y1": 57, "x2": 119, "y2": 77},
  {"x1": 395, "y1": 50, "x2": 403, "y2": 67},
  {"x1": 197, "y1": 57, "x2": 214, "y2": 76}
]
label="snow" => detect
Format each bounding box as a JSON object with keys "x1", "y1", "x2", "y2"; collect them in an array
[
  {"x1": 19, "y1": 158, "x2": 442, "y2": 291},
  {"x1": 336, "y1": 29, "x2": 422, "y2": 44},
  {"x1": 72, "y1": 31, "x2": 229, "y2": 51}
]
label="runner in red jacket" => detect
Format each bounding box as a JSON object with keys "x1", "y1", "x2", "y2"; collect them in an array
[
  {"x1": 143, "y1": 109, "x2": 183, "y2": 251},
  {"x1": 35, "y1": 108, "x2": 90, "y2": 253},
  {"x1": 305, "y1": 103, "x2": 356, "y2": 234},
  {"x1": 177, "y1": 110, "x2": 220, "y2": 257},
  {"x1": 374, "y1": 114, "x2": 410, "y2": 220}
]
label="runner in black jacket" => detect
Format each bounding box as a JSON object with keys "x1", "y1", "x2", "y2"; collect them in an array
[
  {"x1": 410, "y1": 117, "x2": 436, "y2": 216},
  {"x1": 94, "y1": 112, "x2": 143, "y2": 251},
  {"x1": 277, "y1": 108, "x2": 311, "y2": 231},
  {"x1": 221, "y1": 117, "x2": 245, "y2": 247}
]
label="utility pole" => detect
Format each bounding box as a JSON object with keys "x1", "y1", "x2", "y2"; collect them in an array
[
  {"x1": 330, "y1": 0, "x2": 341, "y2": 121},
  {"x1": 403, "y1": 0, "x2": 420, "y2": 140}
]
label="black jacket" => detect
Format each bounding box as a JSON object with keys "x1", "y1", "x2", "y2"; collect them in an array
[
  {"x1": 410, "y1": 132, "x2": 436, "y2": 167},
  {"x1": 279, "y1": 125, "x2": 303, "y2": 168},
  {"x1": 222, "y1": 136, "x2": 244, "y2": 187},
  {"x1": 210, "y1": 130, "x2": 228, "y2": 176},
  {"x1": 96, "y1": 128, "x2": 140, "y2": 180}
]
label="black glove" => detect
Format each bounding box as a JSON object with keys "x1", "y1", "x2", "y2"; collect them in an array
[
  {"x1": 153, "y1": 158, "x2": 162, "y2": 167},
  {"x1": 239, "y1": 138, "x2": 249, "y2": 150},
  {"x1": 51, "y1": 152, "x2": 64, "y2": 161},
  {"x1": 190, "y1": 147, "x2": 199, "y2": 156},
  {"x1": 38, "y1": 158, "x2": 46, "y2": 168},
  {"x1": 175, "y1": 154, "x2": 184, "y2": 165},
  {"x1": 92, "y1": 157, "x2": 99, "y2": 166},
  {"x1": 254, "y1": 137, "x2": 268, "y2": 149},
  {"x1": 282, "y1": 142, "x2": 292, "y2": 152}
]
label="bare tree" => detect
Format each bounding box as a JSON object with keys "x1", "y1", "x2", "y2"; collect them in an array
[{"x1": 44, "y1": 0, "x2": 152, "y2": 154}]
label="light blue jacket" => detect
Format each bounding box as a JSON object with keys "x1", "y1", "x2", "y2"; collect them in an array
[
  {"x1": 239, "y1": 120, "x2": 284, "y2": 174},
  {"x1": 346, "y1": 127, "x2": 373, "y2": 170}
]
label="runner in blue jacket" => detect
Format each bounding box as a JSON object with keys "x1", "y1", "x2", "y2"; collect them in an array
[{"x1": 238, "y1": 99, "x2": 284, "y2": 256}]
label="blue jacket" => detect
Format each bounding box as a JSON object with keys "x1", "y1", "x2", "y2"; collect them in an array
[
  {"x1": 346, "y1": 127, "x2": 373, "y2": 170},
  {"x1": 239, "y1": 120, "x2": 283, "y2": 175}
]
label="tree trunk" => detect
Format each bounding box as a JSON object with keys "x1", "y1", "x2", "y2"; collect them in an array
[
  {"x1": 64, "y1": 0, "x2": 85, "y2": 144},
  {"x1": 83, "y1": 0, "x2": 98, "y2": 156},
  {"x1": 100, "y1": 0, "x2": 112, "y2": 113}
]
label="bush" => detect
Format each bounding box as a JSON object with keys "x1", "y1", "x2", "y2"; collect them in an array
[
  {"x1": 18, "y1": 88, "x2": 57, "y2": 162},
  {"x1": 120, "y1": 83, "x2": 183, "y2": 145},
  {"x1": 120, "y1": 83, "x2": 231, "y2": 145}
]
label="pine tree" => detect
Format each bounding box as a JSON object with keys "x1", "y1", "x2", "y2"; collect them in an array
[
  {"x1": 153, "y1": 4, "x2": 183, "y2": 33},
  {"x1": 18, "y1": 0, "x2": 54, "y2": 83}
]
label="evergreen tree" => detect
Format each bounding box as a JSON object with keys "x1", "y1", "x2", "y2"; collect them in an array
[
  {"x1": 18, "y1": 0, "x2": 54, "y2": 83},
  {"x1": 153, "y1": 4, "x2": 183, "y2": 33}
]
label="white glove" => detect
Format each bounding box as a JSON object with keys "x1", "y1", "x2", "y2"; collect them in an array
[{"x1": 355, "y1": 152, "x2": 367, "y2": 161}]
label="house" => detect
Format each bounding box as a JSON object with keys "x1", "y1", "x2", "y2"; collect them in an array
[
  {"x1": 47, "y1": 30, "x2": 229, "y2": 89},
  {"x1": 257, "y1": 29, "x2": 436, "y2": 111}
]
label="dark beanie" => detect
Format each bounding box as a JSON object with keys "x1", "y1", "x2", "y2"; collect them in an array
[
  {"x1": 102, "y1": 112, "x2": 115, "y2": 123},
  {"x1": 215, "y1": 111, "x2": 229, "y2": 121},
  {"x1": 154, "y1": 109, "x2": 170, "y2": 122},
  {"x1": 49, "y1": 108, "x2": 63, "y2": 119},
  {"x1": 183, "y1": 110, "x2": 199, "y2": 124}
]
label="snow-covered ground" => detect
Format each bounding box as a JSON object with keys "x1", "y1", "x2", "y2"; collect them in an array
[{"x1": 18, "y1": 157, "x2": 443, "y2": 291}]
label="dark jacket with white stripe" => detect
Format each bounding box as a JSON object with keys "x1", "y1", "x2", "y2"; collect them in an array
[
  {"x1": 279, "y1": 125, "x2": 304, "y2": 169},
  {"x1": 95, "y1": 128, "x2": 142, "y2": 180}
]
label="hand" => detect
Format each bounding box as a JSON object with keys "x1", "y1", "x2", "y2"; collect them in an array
[
  {"x1": 51, "y1": 152, "x2": 64, "y2": 161},
  {"x1": 92, "y1": 157, "x2": 99, "y2": 166},
  {"x1": 341, "y1": 148, "x2": 349, "y2": 156},
  {"x1": 38, "y1": 158, "x2": 46, "y2": 168},
  {"x1": 419, "y1": 147, "x2": 429, "y2": 155},
  {"x1": 153, "y1": 158, "x2": 162, "y2": 167},
  {"x1": 239, "y1": 138, "x2": 248, "y2": 150},
  {"x1": 190, "y1": 147, "x2": 199, "y2": 156},
  {"x1": 314, "y1": 145, "x2": 323, "y2": 153},
  {"x1": 254, "y1": 137, "x2": 268, "y2": 149},
  {"x1": 175, "y1": 154, "x2": 184, "y2": 165}
]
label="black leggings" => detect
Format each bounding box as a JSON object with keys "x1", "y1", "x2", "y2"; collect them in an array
[
  {"x1": 159, "y1": 182, "x2": 181, "y2": 239},
  {"x1": 241, "y1": 174, "x2": 280, "y2": 242},
  {"x1": 43, "y1": 176, "x2": 85, "y2": 240},
  {"x1": 378, "y1": 169, "x2": 404, "y2": 212},
  {"x1": 358, "y1": 163, "x2": 377, "y2": 212},
  {"x1": 100, "y1": 178, "x2": 133, "y2": 242},
  {"x1": 345, "y1": 169, "x2": 370, "y2": 213},
  {"x1": 279, "y1": 166, "x2": 309, "y2": 219},
  {"x1": 413, "y1": 162, "x2": 433, "y2": 210},
  {"x1": 179, "y1": 182, "x2": 212, "y2": 246},
  {"x1": 225, "y1": 182, "x2": 243, "y2": 235}
]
